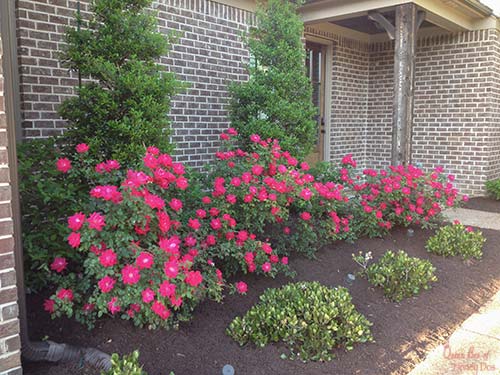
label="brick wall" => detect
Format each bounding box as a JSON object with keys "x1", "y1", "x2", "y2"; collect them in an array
[
  {"x1": 0, "y1": 30, "x2": 22, "y2": 375},
  {"x1": 16, "y1": 0, "x2": 253, "y2": 167},
  {"x1": 330, "y1": 40, "x2": 370, "y2": 169},
  {"x1": 367, "y1": 30, "x2": 500, "y2": 195}
]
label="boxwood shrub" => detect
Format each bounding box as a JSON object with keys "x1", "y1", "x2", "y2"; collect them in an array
[{"x1": 227, "y1": 281, "x2": 373, "y2": 362}]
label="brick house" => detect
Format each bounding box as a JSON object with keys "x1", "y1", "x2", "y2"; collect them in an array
[{"x1": 0, "y1": 0, "x2": 499, "y2": 373}]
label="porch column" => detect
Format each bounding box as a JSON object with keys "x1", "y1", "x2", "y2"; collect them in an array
[{"x1": 392, "y1": 3, "x2": 418, "y2": 166}]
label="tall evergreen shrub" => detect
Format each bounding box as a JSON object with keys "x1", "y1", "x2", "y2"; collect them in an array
[
  {"x1": 229, "y1": 0, "x2": 317, "y2": 157},
  {"x1": 59, "y1": 0, "x2": 181, "y2": 162}
]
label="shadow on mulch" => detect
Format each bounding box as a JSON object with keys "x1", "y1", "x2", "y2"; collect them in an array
[
  {"x1": 464, "y1": 196, "x2": 500, "y2": 214},
  {"x1": 23, "y1": 226, "x2": 500, "y2": 375}
]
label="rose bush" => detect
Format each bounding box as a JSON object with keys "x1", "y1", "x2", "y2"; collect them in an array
[
  {"x1": 45, "y1": 144, "x2": 288, "y2": 328},
  {"x1": 331, "y1": 157, "x2": 466, "y2": 238},
  {"x1": 206, "y1": 129, "x2": 352, "y2": 259},
  {"x1": 41, "y1": 129, "x2": 463, "y2": 329}
]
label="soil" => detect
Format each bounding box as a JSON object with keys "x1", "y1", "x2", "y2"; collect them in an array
[
  {"x1": 23, "y1": 226, "x2": 500, "y2": 375},
  {"x1": 464, "y1": 196, "x2": 500, "y2": 214}
]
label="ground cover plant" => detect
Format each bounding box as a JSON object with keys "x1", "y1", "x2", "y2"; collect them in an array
[
  {"x1": 227, "y1": 281, "x2": 373, "y2": 362},
  {"x1": 18, "y1": 0, "x2": 182, "y2": 291},
  {"x1": 426, "y1": 222, "x2": 485, "y2": 260},
  {"x1": 485, "y1": 178, "x2": 500, "y2": 200},
  {"x1": 355, "y1": 250, "x2": 437, "y2": 302}
]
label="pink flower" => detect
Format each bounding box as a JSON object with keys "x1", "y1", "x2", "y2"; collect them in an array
[
  {"x1": 56, "y1": 288, "x2": 73, "y2": 301},
  {"x1": 159, "y1": 280, "x2": 176, "y2": 297},
  {"x1": 250, "y1": 134, "x2": 261, "y2": 143},
  {"x1": 136, "y1": 252, "x2": 154, "y2": 269},
  {"x1": 176, "y1": 177, "x2": 189, "y2": 190},
  {"x1": 159, "y1": 236, "x2": 181, "y2": 256},
  {"x1": 300, "y1": 188, "x2": 312, "y2": 200},
  {"x1": 157, "y1": 211, "x2": 171, "y2": 233},
  {"x1": 300, "y1": 212, "x2": 311, "y2": 221},
  {"x1": 147, "y1": 146, "x2": 160, "y2": 155},
  {"x1": 68, "y1": 212, "x2": 85, "y2": 231},
  {"x1": 185, "y1": 270, "x2": 203, "y2": 287},
  {"x1": 466, "y1": 226, "x2": 474, "y2": 232},
  {"x1": 75, "y1": 143, "x2": 89, "y2": 153},
  {"x1": 261, "y1": 262, "x2": 272, "y2": 273},
  {"x1": 50, "y1": 257, "x2": 67, "y2": 273},
  {"x1": 87, "y1": 212, "x2": 106, "y2": 231},
  {"x1": 108, "y1": 297, "x2": 121, "y2": 315},
  {"x1": 262, "y1": 243, "x2": 272, "y2": 255},
  {"x1": 43, "y1": 299, "x2": 55, "y2": 313},
  {"x1": 99, "y1": 249, "x2": 117, "y2": 268},
  {"x1": 144, "y1": 193, "x2": 165, "y2": 210},
  {"x1": 68, "y1": 232, "x2": 81, "y2": 248},
  {"x1": 281, "y1": 256, "x2": 289, "y2": 265},
  {"x1": 462, "y1": 195, "x2": 469, "y2": 202},
  {"x1": 188, "y1": 218, "x2": 201, "y2": 230},
  {"x1": 151, "y1": 300, "x2": 170, "y2": 320},
  {"x1": 235, "y1": 281, "x2": 248, "y2": 294},
  {"x1": 251, "y1": 165, "x2": 264, "y2": 176},
  {"x1": 56, "y1": 158, "x2": 72, "y2": 173},
  {"x1": 164, "y1": 260, "x2": 179, "y2": 279},
  {"x1": 98, "y1": 276, "x2": 116, "y2": 293},
  {"x1": 142, "y1": 288, "x2": 155, "y2": 303},
  {"x1": 169, "y1": 198, "x2": 183, "y2": 212},
  {"x1": 210, "y1": 218, "x2": 222, "y2": 230},
  {"x1": 121, "y1": 265, "x2": 140, "y2": 285}
]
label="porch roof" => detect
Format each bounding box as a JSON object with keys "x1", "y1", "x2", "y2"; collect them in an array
[{"x1": 299, "y1": 0, "x2": 499, "y2": 32}]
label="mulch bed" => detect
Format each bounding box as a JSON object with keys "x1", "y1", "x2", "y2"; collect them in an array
[
  {"x1": 23, "y1": 226, "x2": 500, "y2": 375},
  {"x1": 463, "y1": 196, "x2": 500, "y2": 214}
]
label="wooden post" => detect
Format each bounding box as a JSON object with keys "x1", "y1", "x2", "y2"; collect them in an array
[{"x1": 392, "y1": 3, "x2": 418, "y2": 166}]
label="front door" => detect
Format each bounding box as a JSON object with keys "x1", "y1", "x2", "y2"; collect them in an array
[{"x1": 305, "y1": 41, "x2": 326, "y2": 165}]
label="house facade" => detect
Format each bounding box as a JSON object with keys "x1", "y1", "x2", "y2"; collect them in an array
[{"x1": 0, "y1": 0, "x2": 499, "y2": 373}]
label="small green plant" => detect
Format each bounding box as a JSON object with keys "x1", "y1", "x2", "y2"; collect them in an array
[
  {"x1": 359, "y1": 250, "x2": 437, "y2": 302},
  {"x1": 101, "y1": 351, "x2": 147, "y2": 375},
  {"x1": 426, "y1": 223, "x2": 485, "y2": 260},
  {"x1": 227, "y1": 281, "x2": 373, "y2": 362},
  {"x1": 485, "y1": 179, "x2": 500, "y2": 200}
]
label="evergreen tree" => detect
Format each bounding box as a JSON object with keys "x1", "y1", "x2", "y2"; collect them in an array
[
  {"x1": 59, "y1": 0, "x2": 181, "y2": 163},
  {"x1": 229, "y1": 0, "x2": 316, "y2": 157}
]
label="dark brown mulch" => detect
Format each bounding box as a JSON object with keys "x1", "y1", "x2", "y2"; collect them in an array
[
  {"x1": 23, "y1": 226, "x2": 500, "y2": 375},
  {"x1": 463, "y1": 196, "x2": 500, "y2": 213}
]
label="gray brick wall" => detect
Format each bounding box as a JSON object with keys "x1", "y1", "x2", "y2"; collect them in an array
[
  {"x1": 330, "y1": 39, "x2": 370, "y2": 169},
  {"x1": 0, "y1": 29, "x2": 22, "y2": 375},
  {"x1": 16, "y1": 0, "x2": 253, "y2": 167}
]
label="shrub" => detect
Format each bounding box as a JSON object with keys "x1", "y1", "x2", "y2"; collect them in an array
[
  {"x1": 59, "y1": 0, "x2": 182, "y2": 162},
  {"x1": 229, "y1": 0, "x2": 317, "y2": 157},
  {"x1": 19, "y1": 0, "x2": 182, "y2": 290},
  {"x1": 206, "y1": 130, "x2": 352, "y2": 259},
  {"x1": 44, "y1": 144, "x2": 288, "y2": 329},
  {"x1": 485, "y1": 179, "x2": 500, "y2": 200},
  {"x1": 101, "y1": 351, "x2": 170, "y2": 375},
  {"x1": 18, "y1": 140, "x2": 121, "y2": 290},
  {"x1": 360, "y1": 250, "x2": 437, "y2": 302},
  {"x1": 227, "y1": 281, "x2": 373, "y2": 362},
  {"x1": 426, "y1": 222, "x2": 485, "y2": 260},
  {"x1": 339, "y1": 160, "x2": 464, "y2": 238}
]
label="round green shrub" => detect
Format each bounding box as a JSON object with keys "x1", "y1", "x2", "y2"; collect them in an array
[
  {"x1": 227, "y1": 281, "x2": 373, "y2": 362},
  {"x1": 485, "y1": 179, "x2": 500, "y2": 200},
  {"x1": 426, "y1": 223, "x2": 485, "y2": 260},
  {"x1": 364, "y1": 250, "x2": 437, "y2": 302}
]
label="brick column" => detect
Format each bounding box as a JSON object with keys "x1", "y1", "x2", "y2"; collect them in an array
[{"x1": 0, "y1": 28, "x2": 22, "y2": 375}]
